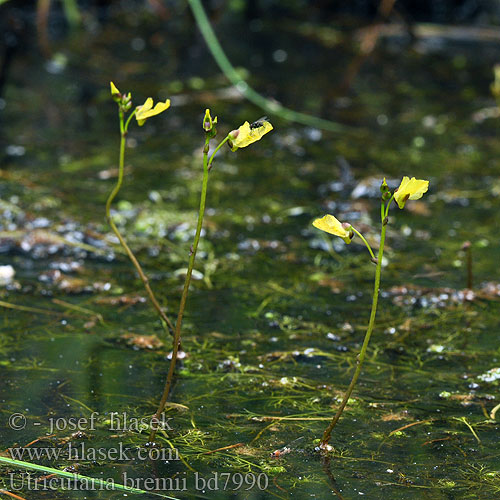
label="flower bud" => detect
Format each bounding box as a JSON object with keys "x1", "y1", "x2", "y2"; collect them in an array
[
  {"x1": 110, "y1": 81, "x2": 123, "y2": 105},
  {"x1": 123, "y1": 93, "x2": 133, "y2": 111},
  {"x1": 203, "y1": 109, "x2": 213, "y2": 131},
  {"x1": 228, "y1": 130, "x2": 239, "y2": 151},
  {"x1": 203, "y1": 109, "x2": 218, "y2": 138},
  {"x1": 380, "y1": 177, "x2": 391, "y2": 200},
  {"x1": 382, "y1": 190, "x2": 392, "y2": 201},
  {"x1": 461, "y1": 241, "x2": 471, "y2": 251}
]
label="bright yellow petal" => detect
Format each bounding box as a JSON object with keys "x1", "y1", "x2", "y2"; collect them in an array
[
  {"x1": 407, "y1": 178, "x2": 429, "y2": 200},
  {"x1": 394, "y1": 176, "x2": 429, "y2": 209},
  {"x1": 136, "y1": 97, "x2": 153, "y2": 115},
  {"x1": 110, "y1": 81, "x2": 120, "y2": 96},
  {"x1": 232, "y1": 122, "x2": 251, "y2": 147},
  {"x1": 312, "y1": 214, "x2": 352, "y2": 243},
  {"x1": 150, "y1": 100, "x2": 170, "y2": 116},
  {"x1": 135, "y1": 98, "x2": 170, "y2": 126},
  {"x1": 232, "y1": 120, "x2": 273, "y2": 148}
]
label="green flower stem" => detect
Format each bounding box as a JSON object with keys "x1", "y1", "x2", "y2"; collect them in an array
[
  {"x1": 106, "y1": 109, "x2": 175, "y2": 335},
  {"x1": 320, "y1": 201, "x2": 388, "y2": 448},
  {"x1": 124, "y1": 108, "x2": 137, "y2": 132},
  {"x1": 149, "y1": 135, "x2": 213, "y2": 443},
  {"x1": 188, "y1": 0, "x2": 346, "y2": 133},
  {"x1": 208, "y1": 135, "x2": 230, "y2": 168},
  {"x1": 384, "y1": 194, "x2": 395, "y2": 218},
  {"x1": 351, "y1": 227, "x2": 376, "y2": 262}
]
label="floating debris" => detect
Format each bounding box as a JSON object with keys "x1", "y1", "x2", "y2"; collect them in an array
[
  {"x1": 95, "y1": 294, "x2": 147, "y2": 306},
  {"x1": 388, "y1": 284, "x2": 475, "y2": 309},
  {"x1": 0, "y1": 265, "x2": 15, "y2": 285},
  {"x1": 351, "y1": 177, "x2": 399, "y2": 199},
  {"x1": 388, "y1": 282, "x2": 500, "y2": 310},
  {"x1": 38, "y1": 269, "x2": 110, "y2": 294},
  {"x1": 270, "y1": 437, "x2": 305, "y2": 458},
  {"x1": 478, "y1": 367, "x2": 500, "y2": 383},
  {"x1": 120, "y1": 333, "x2": 164, "y2": 350}
]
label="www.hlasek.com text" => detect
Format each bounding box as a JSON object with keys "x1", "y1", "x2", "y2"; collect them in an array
[{"x1": 9, "y1": 443, "x2": 179, "y2": 462}]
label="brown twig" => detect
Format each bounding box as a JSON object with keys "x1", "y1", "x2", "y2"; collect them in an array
[
  {"x1": 422, "y1": 436, "x2": 453, "y2": 446},
  {"x1": 36, "y1": 0, "x2": 52, "y2": 58},
  {"x1": 273, "y1": 476, "x2": 288, "y2": 493},
  {"x1": 0, "y1": 489, "x2": 28, "y2": 500},
  {"x1": 389, "y1": 419, "x2": 432, "y2": 436},
  {"x1": 0, "y1": 300, "x2": 62, "y2": 317},
  {"x1": 24, "y1": 434, "x2": 56, "y2": 448},
  {"x1": 200, "y1": 443, "x2": 244, "y2": 455},
  {"x1": 461, "y1": 241, "x2": 473, "y2": 289}
]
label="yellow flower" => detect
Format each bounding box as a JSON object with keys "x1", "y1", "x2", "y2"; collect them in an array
[
  {"x1": 312, "y1": 214, "x2": 352, "y2": 244},
  {"x1": 229, "y1": 118, "x2": 273, "y2": 150},
  {"x1": 394, "y1": 176, "x2": 429, "y2": 209},
  {"x1": 135, "y1": 97, "x2": 171, "y2": 126}
]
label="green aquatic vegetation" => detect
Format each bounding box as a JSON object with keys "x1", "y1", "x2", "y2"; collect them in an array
[
  {"x1": 107, "y1": 82, "x2": 175, "y2": 335},
  {"x1": 312, "y1": 176, "x2": 430, "y2": 448},
  {"x1": 6, "y1": 25, "x2": 500, "y2": 498}
]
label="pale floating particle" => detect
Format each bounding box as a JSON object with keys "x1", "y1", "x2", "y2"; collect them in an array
[{"x1": 273, "y1": 49, "x2": 288, "y2": 63}]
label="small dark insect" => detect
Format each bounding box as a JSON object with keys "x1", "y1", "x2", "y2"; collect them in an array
[{"x1": 250, "y1": 116, "x2": 268, "y2": 129}]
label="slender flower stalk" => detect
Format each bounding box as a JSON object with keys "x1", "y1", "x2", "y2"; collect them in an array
[
  {"x1": 208, "y1": 136, "x2": 230, "y2": 168},
  {"x1": 149, "y1": 135, "x2": 213, "y2": 443},
  {"x1": 107, "y1": 84, "x2": 174, "y2": 335},
  {"x1": 320, "y1": 201, "x2": 387, "y2": 448},
  {"x1": 462, "y1": 241, "x2": 473, "y2": 289},
  {"x1": 350, "y1": 227, "x2": 376, "y2": 262},
  {"x1": 312, "y1": 176, "x2": 429, "y2": 449},
  {"x1": 148, "y1": 113, "x2": 272, "y2": 443}
]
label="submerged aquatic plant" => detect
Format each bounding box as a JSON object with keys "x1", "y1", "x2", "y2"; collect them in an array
[
  {"x1": 148, "y1": 112, "x2": 273, "y2": 443},
  {"x1": 107, "y1": 82, "x2": 174, "y2": 334},
  {"x1": 313, "y1": 176, "x2": 429, "y2": 449}
]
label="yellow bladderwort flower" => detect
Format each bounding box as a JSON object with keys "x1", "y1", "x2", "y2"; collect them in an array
[
  {"x1": 135, "y1": 97, "x2": 171, "y2": 126},
  {"x1": 312, "y1": 214, "x2": 353, "y2": 244},
  {"x1": 394, "y1": 176, "x2": 429, "y2": 209},
  {"x1": 228, "y1": 117, "x2": 273, "y2": 151}
]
